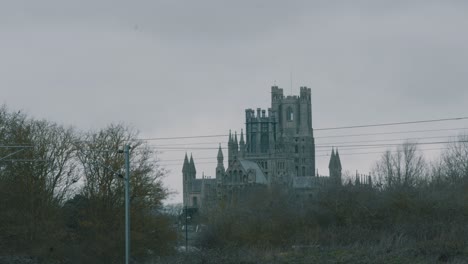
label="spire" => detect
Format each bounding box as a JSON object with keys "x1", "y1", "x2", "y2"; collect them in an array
[
  {"x1": 328, "y1": 148, "x2": 336, "y2": 169},
  {"x1": 335, "y1": 148, "x2": 342, "y2": 170},
  {"x1": 189, "y1": 153, "x2": 196, "y2": 175},
  {"x1": 239, "y1": 129, "x2": 246, "y2": 158},
  {"x1": 182, "y1": 153, "x2": 189, "y2": 173},
  {"x1": 217, "y1": 143, "x2": 224, "y2": 163},
  {"x1": 228, "y1": 130, "x2": 233, "y2": 165},
  {"x1": 233, "y1": 131, "x2": 239, "y2": 159}
]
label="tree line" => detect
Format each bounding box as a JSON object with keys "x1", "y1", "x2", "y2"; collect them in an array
[
  {"x1": 192, "y1": 139, "x2": 468, "y2": 262},
  {"x1": 0, "y1": 105, "x2": 176, "y2": 263}
]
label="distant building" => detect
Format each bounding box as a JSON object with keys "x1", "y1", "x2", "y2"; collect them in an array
[{"x1": 182, "y1": 86, "x2": 354, "y2": 209}]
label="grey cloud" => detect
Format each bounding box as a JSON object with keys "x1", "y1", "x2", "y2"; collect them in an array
[{"x1": 2, "y1": 0, "x2": 468, "y2": 203}]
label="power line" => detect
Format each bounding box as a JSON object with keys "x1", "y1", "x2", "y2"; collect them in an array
[
  {"x1": 0, "y1": 159, "x2": 49, "y2": 163},
  {"x1": 158, "y1": 146, "x2": 450, "y2": 165},
  {"x1": 314, "y1": 117, "x2": 468, "y2": 131},
  {"x1": 0, "y1": 145, "x2": 34, "y2": 148},
  {"x1": 137, "y1": 117, "x2": 468, "y2": 141},
  {"x1": 148, "y1": 139, "x2": 465, "y2": 151},
  {"x1": 150, "y1": 142, "x2": 229, "y2": 147},
  {"x1": 315, "y1": 140, "x2": 468, "y2": 149},
  {"x1": 315, "y1": 127, "x2": 468, "y2": 139},
  {"x1": 149, "y1": 134, "x2": 462, "y2": 149},
  {"x1": 160, "y1": 147, "x2": 448, "y2": 167},
  {"x1": 145, "y1": 127, "x2": 468, "y2": 144},
  {"x1": 315, "y1": 135, "x2": 457, "y2": 145},
  {"x1": 139, "y1": 134, "x2": 227, "y2": 141}
]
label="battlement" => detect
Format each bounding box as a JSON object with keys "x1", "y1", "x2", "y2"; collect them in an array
[
  {"x1": 285, "y1": 95, "x2": 299, "y2": 100},
  {"x1": 272, "y1": 85, "x2": 311, "y2": 102},
  {"x1": 245, "y1": 108, "x2": 274, "y2": 120},
  {"x1": 300, "y1": 86, "x2": 311, "y2": 94},
  {"x1": 271, "y1": 85, "x2": 284, "y2": 95}
]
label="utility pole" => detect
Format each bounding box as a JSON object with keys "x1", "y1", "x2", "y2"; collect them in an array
[
  {"x1": 124, "y1": 145, "x2": 131, "y2": 264},
  {"x1": 185, "y1": 205, "x2": 188, "y2": 252}
]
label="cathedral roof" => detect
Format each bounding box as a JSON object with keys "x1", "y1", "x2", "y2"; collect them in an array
[{"x1": 238, "y1": 159, "x2": 268, "y2": 184}]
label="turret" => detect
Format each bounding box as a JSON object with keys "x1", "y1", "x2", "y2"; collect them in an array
[
  {"x1": 189, "y1": 153, "x2": 196, "y2": 179},
  {"x1": 239, "y1": 129, "x2": 246, "y2": 158},
  {"x1": 335, "y1": 148, "x2": 342, "y2": 171},
  {"x1": 328, "y1": 148, "x2": 336, "y2": 171},
  {"x1": 217, "y1": 144, "x2": 224, "y2": 164},
  {"x1": 216, "y1": 144, "x2": 225, "y2": 182},
  {"x1": 182, "y1": 153, "x2": 190, "y2": 206},
  {"x1": 228, "y1": 129, "x2": 234, "y2": 167},
  {"x1": 234, "y1": 131, "x2": 239, "y2": 159},
  {"x1": 299, "y1": 86, "x2": 312, "y2": 135},
  {"x1": 228, "y1": 130, "x2": 233, "y2": 166},
  {"x1": 329, "y1": 148, "x2": 342, "y2": 185},
  {"x1": 182, "y1": 153, "x2": 189, "y2": 177}
]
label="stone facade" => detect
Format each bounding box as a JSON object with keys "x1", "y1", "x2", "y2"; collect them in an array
[{"x1": 182, "y1": 86, "x2": 345, "y2": 209}]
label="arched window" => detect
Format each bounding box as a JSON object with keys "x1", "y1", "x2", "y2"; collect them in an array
[
  {"x1": 260, "y1": 133, "x2": 269, "y2": 153},
  {"x1": 287, "y1": 107, "x2": 294, "y2": 121}
]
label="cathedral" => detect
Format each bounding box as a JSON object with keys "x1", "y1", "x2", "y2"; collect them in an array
[{"x1": 182, "y1": 86, "x2": 344, "y2": 209}]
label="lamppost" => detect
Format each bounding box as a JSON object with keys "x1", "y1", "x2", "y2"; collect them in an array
[
  {"x1": 77, "y1": 144, "x2": 131, "y2": 263},
  {"x1": 119, "y1": 145, "x2": 131, "y2": 264},
  {"x1": 185, "y1": 206, "x2": 190, "y2": 252}
]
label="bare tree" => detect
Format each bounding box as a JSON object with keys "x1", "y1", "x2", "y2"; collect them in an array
[
  {"x1": 373, "y1": 142, "x2": 426, "y2": 188},
  {"x1": 439, "y1": 134, "x2": 468, "y2": 183},
  {"x1": 0, "y1": 106, "x2": 79, "y2": 246},
  {"x1": 73, "y1": 124, "x2": 174, "y2": 261}
]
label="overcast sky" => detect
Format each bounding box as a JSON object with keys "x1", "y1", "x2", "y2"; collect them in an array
[{"x1": 2, "y1": 0, "x2": 468, "y2": 203}]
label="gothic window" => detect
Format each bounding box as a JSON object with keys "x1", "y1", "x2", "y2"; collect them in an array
[
  {"x1": 260, "y1": 133, "x2": 269, "y2": 153},
  {"x1": 192, "y1": 196, "x2": 198, "y2": 207},
  {"x1": 295, "y1": 166, "x2": 299, "y2": 176},
  {"x1": 302, "y1": 166, "x2": 306, "y2": 176},
  {"x1": 251, "y1": 133, "x2": 257, "y2": 153},
  {"x1": 287, "y1": 107, "x2": 294, "y2": 121}
]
